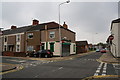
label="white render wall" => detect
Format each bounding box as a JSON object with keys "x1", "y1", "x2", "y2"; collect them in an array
[
  {"x1": 42, "y1": 42, "x2": 76, "y2": 56},
  {"x1": 118, "y1": 23, "x2": 120, "y2": 57},
  {"x1": 70, "y1": 43, "x2": 76, "y2": 55},
  {"x1": 111, "y1": 23, "x2": 119, "y2": 57}
]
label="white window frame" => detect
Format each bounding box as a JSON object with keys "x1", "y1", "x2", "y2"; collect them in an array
[
  {"x1": 27, "y1": 33, "x2": 33, "y2": 39},
  {"x1": 4, "y1": 45, "x2": 7, "y2": 51},
  {"x1": 16, "y1": 34, "x2": 21, "y2": 42},
  {"x1": 16, "y1": 45, "x2": 20, "y2": 52},
  {"x1": 49, "y1": 31, "x2": 55, "y2": 39},
  {"x1": 4, "y1": 36, "x2": 7, "y2": 42}
]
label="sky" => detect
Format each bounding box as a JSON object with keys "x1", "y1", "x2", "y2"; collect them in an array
[{"x1": 0, "y1": 0, "x2": 119, "y2": 44}]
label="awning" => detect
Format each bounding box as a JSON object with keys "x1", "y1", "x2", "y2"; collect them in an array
[{"x1": 62, "y1": 43, "x2": 71, "y2": 45}]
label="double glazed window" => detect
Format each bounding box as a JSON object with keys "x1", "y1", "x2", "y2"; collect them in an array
[{"x1": 49, "y1": 32, "x2": 55, "y2": 39}]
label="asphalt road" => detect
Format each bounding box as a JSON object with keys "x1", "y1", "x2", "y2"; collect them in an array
[{"x1": 2, "y1": 52, "x2": 119, "y2": 79}]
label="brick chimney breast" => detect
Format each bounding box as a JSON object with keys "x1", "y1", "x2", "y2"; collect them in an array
[
  {"x1": 32, "y1": 19, "x2": 39, "y2": 25},
  {"x1": 63, "y1": 22, "x2": 68, "y2": 29},
  {"x1": 11, "y1": 25, "x2": 17, "y2": 29}
]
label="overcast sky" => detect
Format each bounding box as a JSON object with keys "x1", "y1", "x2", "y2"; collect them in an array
[{"x1": 0, "y1": 0, "x2": 119, "y2": 44}]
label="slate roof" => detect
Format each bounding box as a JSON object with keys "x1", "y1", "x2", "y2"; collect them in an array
[
  {"x1": 3, "y1": 21, "x2": 75, "y2": 35},
  {"x1": 3, "y1": 26, "x2": 32, "y2": 35},
  {"x1": 76, "y1": 41, "x2": 88, "y2": 46}
]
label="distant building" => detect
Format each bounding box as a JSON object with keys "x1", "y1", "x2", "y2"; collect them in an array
[
  {"x1": 76, "y1": 41, "x2": 89, "y2": 53},
  {"x1": 110, "y1": 18, "x2": 120, "y2": 57},
  {"x1": 2, "y1": 19, "x2": 76, "y2": 57}
]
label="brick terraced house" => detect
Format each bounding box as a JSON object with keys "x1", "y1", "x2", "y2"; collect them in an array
[{"x1": 2, "y1": 19, "x2": 76, "y2": 56}]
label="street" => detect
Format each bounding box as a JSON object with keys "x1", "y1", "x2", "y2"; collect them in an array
[{"x1": 1, "y1": 52, "x2": 119, "y2": 79}]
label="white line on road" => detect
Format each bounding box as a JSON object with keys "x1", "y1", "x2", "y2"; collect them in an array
[
  {"x1": 94, "y1": 62, "x2": 104, "y2": 76},
  {"x1": 58, "y1": 67, "x2": 63, "y2": 70},
  {"x1": 102, "y1": 63, "x2": 107, "y2": 75}
]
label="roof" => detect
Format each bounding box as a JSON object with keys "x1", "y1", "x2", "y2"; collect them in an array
[
  {"x1": 111, "y1": 18, "x2": 120, "y2": 30},
  {"x1": 3, "y1": 21, "x2": 75, "y2": 35},
  {"x1": 112, "y1": 18, "x2": 120, "y2": 23},
  {"x1": 3, "y1": 26, "x2": 32, "y2": 35},
  {"x1": 76, "y1": 41, "x2": 88, "y2": 46}
]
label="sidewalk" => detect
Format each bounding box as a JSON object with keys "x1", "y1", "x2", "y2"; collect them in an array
[{"x1": 98, "y1": 52, "x2": 120, "y2": 64}]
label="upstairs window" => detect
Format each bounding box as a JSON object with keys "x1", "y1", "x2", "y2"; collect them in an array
[
  {"x1": 4, "y1": 37, "x2": 7, "y2": 42},
  {"x1": 49, "y1": 32, "x2": 55, "y2": 39},
  {"x1": 28, "y1": 33, "x2": 33, "y2": 39},
  {"x1": 16, "y1": 34, "x2": 20, "y2": 42}
]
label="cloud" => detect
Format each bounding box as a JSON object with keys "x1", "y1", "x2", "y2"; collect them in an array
[{"x1": 1, "y1": 2, "x2": 118, "y2": 44}]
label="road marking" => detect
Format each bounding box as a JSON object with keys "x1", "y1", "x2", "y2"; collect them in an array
[
  {"x1": 102, "y1": 63, "x2": 107, "y2": 75},
  {"x1": 6, "y1": 59, "x2": 26, "y2": 63},
  {"x1": 94, "y1": 62, "x2": 104, "y2": 76},
  {"x1": 58, "y1": 67, "x2": 63, "y2": 70}
]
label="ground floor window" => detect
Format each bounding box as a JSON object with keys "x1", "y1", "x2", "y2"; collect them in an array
[
  {"x1": 4, "y1": 45, "x2": 7, "y2": 51},
  {"x1": 27, "y1": 46, "x2": 33, "y2": 51},
  {"x1": 16, "y1": 45, "x2": 20, "y2": 52},
  {"x1": 41, "y1": 43, "x2": 45, "y2": 50}
]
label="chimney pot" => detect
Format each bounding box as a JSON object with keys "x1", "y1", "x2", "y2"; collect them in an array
[
  {"x1": 32, "y1": 19, "x2": 39, "y2": 25},
  {"x1": 11, "y1": 25, "x2": 17, "y2": 29},
  {"x1": 63, "y1": 22, "x2": 68, "y2": 29}
]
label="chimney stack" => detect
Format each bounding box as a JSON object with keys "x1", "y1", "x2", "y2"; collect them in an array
[
  {"x1": 11, "y1": 25, "x2": 17, "y2": 29},
  {"x1": 32, "y1": 19, "x2": 39, "y2": 25},
  {"x1": 63, "y1": 22, "x2": 68, "y2": 29}
]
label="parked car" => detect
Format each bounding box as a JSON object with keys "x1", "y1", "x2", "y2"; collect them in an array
[
  {"x1": 96, "y1": 49, "x2": 100, "y2": 52},
  {"x1": 34, "y1": 50, "x2": 53, "y2": 58},
  {"x1": 100, "y1": 49, "x2": 106, "y2": 53}
]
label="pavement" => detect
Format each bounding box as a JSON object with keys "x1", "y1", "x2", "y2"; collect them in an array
[
  {"x1": 97, "y1": 51, "x2": 120, "y2": 64},
  {"x1": 1, "y1": 51, "x2": 120, "y2": 75}
]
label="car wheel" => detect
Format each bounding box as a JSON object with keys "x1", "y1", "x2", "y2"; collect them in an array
[{"x1": 45, "y1": 54, "x2": 48, "y2": 58}]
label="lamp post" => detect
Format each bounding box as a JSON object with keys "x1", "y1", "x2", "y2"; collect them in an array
[{"x1": 58, "y1": 0, "x2": 70, "y2": 57}]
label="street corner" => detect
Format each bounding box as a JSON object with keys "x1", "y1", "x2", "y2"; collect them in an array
[
  {"x1": 96, "y1": 58, "x2": 120, "y2": 64},
  {"x1": 81, "y1": 75, "x2": 120, "y2": 80},
  {"x1": 0, "y1": 63, "x2": 24, "y2": 75}
]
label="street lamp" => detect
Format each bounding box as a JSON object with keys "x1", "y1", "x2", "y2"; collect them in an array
[{"x1": 58, "y1": 0, "x2": 70, "y2": 57}]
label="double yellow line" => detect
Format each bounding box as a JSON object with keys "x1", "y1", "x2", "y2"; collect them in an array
[
  {"x1": 0, "y1": 63, "x2": 24, "y2": 75},
  {"x1": 82, "y1": 75, "x2": 120, "y2": 80}
]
